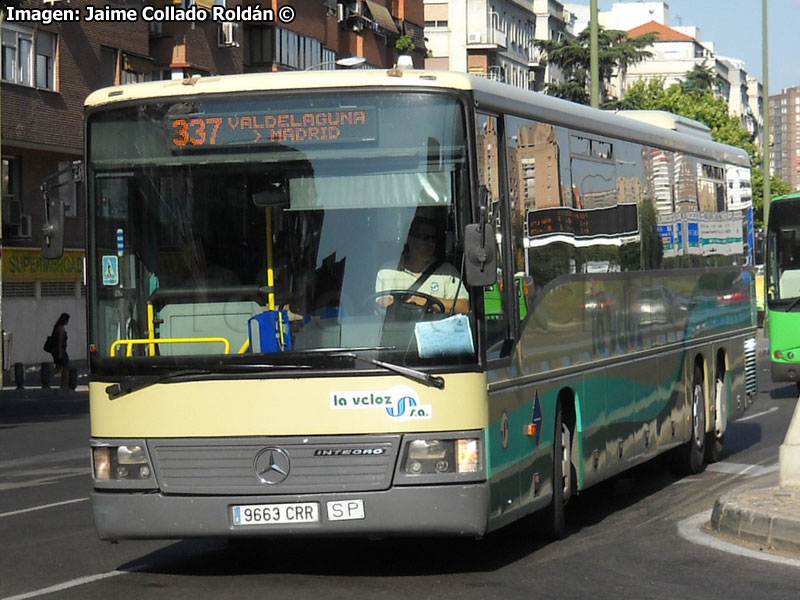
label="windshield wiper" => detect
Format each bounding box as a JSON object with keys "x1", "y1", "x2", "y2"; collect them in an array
[
  {"x1": 106, "y1": 347, "x2": 444, "y2": 400},
  {"x1": 311, "y1": 348, "x2": 444, "y2": 390},
  {"x1": 784, "y1": 297, "x2": 800, "y2": 312},
  {"x1": 106, "y1": 363, "x2": 310, "y2": 400},
  {"x1": 107, "y1": 369, "x2": 211, "y2": 400}
]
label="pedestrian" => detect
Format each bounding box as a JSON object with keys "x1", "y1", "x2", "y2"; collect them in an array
[{"x1": 49, "y1": 313, "x2": 70, "y2": 389}]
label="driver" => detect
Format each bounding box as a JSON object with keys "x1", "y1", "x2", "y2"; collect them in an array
[{"x1": 375, "y1": 217, "x2": 470, "y2": 313}]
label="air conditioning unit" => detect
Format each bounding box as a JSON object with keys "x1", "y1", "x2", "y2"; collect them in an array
[
  {"x1": 218, "y1": 22, "x2": 239, "y2": 48},
  {"x1": 468, "y1": 32, "x2": 483, "y2": 44},
  {"x1": 17, "y1": 215, "x2": 32, "y2": 238}
]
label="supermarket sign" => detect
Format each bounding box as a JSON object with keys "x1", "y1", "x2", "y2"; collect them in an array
[{"x1": 2, "y1": 248, "x2": 84, "y2": 281}]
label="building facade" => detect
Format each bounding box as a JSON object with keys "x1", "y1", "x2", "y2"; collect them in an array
[
  {"x1": 1, "y1": 0, "x2": 424, "y2": 369},
  {"x1": 770, "y1": 87, "x2": 800, "y2": 192},
  {"x1": 424, "y1": 0, "x2": 573, "y2": 90}
]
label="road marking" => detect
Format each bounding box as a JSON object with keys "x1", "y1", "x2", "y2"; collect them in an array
[
  {"x1": 738, "y1": 407, "x2": 779, "y2": 422},
  {"x1": 0, "y1": 468, "x2": 89, "y2": 491},
  {"x1": 678, "y1": 510, "x2": 800, "y2": 568},
  {"x1": 0, "y1": 497, "x2": 89, "y2": 519},
  {"x1": 0, "y1": 449, "x2": 87, "y2": 470},
  {"x1": 1, "y1": 570, "x2": 126, "y2": 600},
  {"x1": 706, "y1": 462, "x2": 779, "y2": 477}
]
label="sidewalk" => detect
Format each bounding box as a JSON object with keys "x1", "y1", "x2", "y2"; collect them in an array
[
  {"x1": 709, "y1": 388, "x2": 800, "y2": 557},
  {"x1": 710, "y1": 472, "x2": 800, "y2": 555},
  {"x1": 0, "y1": 384, "x2": 89, "y2": 416}
]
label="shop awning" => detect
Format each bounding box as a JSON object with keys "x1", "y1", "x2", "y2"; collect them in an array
[{"x1": 364, "y1": 0, "x2": 399, "y2": 35}]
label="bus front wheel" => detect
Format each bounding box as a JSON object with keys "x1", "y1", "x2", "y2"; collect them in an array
[{"x1": 536, "y1": 403, "x2": 572, "y2": 540}]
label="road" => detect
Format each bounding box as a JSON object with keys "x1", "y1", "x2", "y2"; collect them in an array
[{"x1": 1, "y1": 349, "x2": 799, "y2": 600}]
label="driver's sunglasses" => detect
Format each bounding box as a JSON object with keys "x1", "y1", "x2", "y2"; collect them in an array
[{"x1": 409, "y1": 231, "x2": 436, "y2": 242}]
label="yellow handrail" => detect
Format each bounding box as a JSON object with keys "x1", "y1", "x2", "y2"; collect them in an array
[
  {"x1": 147, "y1": 303, "x2": 156, "y2": 356},
  {"x1": 110, "y1": 337, "x2": 231, "y2": 357}
]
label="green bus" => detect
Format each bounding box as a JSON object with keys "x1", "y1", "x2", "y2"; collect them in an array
[{"x1": 767, "y1": 192, "x2": 800, "y2": 389}]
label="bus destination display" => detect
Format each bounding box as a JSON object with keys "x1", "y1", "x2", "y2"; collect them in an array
[
  {"x1": 170, "y1": 108, "x2": 377, "y2": 148},
  {"x1": 526, "y1": 204, "x2": 639, "y2": 246}
]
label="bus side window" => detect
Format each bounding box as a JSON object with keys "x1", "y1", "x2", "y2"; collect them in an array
[{"x1": 476, "y1": 114, "x2": 510, "y2": 359}]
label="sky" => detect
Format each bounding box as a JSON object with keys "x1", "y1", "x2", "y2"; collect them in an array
[{"x1": 596, "y1": 0, "x2": 800, "y2": 93}]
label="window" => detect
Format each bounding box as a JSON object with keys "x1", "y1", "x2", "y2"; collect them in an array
[
  {"x1": 245, "y1": 26, "x2": 274, "y2": 65},
  {"x1": 36, "y1": 30, "x2": 56, "y2": 89},
  {"x1": 2, "y1": 157, "x2": 22, "y2": 236},
  {"x1": 121, "y1": 53, "x2": 151, "y2": 85},
  {"x1": 2, "y1": 24, "x2": 33, "y2": 86},
  {"x1": 477, "y1": 113, "x2": 513, "y2": 358},
  {"x1": 99, "y1": 47, "x2": 117, "y2": 88}
]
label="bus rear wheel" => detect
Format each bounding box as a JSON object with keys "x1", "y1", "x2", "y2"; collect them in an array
[
  {"x1": 705, "y1": 373, "x2": 727, "y2": 463},
  {"x1": 675, "y1": 366, "x2": 707, "y2": 475}
]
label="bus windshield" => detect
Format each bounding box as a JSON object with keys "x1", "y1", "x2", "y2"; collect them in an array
[
  {"x1": 768, "y1": 199, "x2": 800, "y2": 303},
  {"x1": 87, "y1": 91, "x2": 475, "y2": 375}
]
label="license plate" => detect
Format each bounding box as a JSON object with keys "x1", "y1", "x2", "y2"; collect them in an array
[
  {"x1": 232, "y1": 502, "x2": 319, "y2": 526},
  {"x1": 326, "y1": 499, "x2": 365, "y2": 521}
]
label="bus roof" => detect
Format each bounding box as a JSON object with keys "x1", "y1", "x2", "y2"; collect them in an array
[
  {"x1": 84, "y1": 68, "x2": 478, "y2": 107},
  {"x1": 770, "y1": 192, "x2": 800, "y2": 203},
  {"x1": 85, "y1": 68, "x2": 751, "y2": 167}
]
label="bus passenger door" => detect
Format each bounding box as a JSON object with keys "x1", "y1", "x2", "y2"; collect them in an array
[{"x1": 478, "y1": 112, "x2": 525, "y2": 522}]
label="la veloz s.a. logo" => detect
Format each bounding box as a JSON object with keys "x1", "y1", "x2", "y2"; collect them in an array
[{"x1": 330, "y1": 385, "x2": 433, "y2": 421}]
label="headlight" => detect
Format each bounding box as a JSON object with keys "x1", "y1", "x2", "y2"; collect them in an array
[
  {"x1": 403, "y1": 437, "x2": 481, "y2": 475},
  {"x1": 92, "y1": 445, "x2": 152, "y2": 480}
]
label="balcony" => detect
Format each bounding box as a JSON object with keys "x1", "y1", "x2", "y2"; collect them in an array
[
  {"x1": 466, "y1": 28, "x2": 507, "y2": 50},
  {"x1": 528, "y1": 47, "x2": 545, "y2": 67}
]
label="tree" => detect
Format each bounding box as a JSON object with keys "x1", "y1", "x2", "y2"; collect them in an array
[
  {"x1": 752, "y1": 161, "x2": 792, "y2": 225},
  {"x1": 534, "y1": 27, "x2": 656, "y2": 105},
  {"x1": 622, "y1": 77, "x2": 791, "y2": 227},
  {"x1": 621, "y1": 77, "x2": 757, "y2": 155},
  {"x1": 680, "y1": 63, "x2": 717, "y2": 94}
]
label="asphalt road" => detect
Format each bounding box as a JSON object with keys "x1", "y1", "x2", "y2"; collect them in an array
[{"x1": 1, "y1": 348, "x2": 799, "y2": 600}]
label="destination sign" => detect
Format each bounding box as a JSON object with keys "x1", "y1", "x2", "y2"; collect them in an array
[
  {"x1": 526, "y1": 204, "x2": 639, "y2": 246},
  {"x1": 169, "y1": 108, "x2": 377, "y2": 148}
]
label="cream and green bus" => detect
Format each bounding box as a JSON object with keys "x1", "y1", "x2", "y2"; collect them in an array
[{"x1": 69, "y1": 69, "x2": 757, "y2": 541}]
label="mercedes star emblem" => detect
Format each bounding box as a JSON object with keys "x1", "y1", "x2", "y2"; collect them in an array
[{"x1": 254, "y1": 447, "x2": 291, "y2": 485}]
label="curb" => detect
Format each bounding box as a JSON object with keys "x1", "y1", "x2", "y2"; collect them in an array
[{"x1": 710, "y1": 486, "x2": 800, "y2": 555}]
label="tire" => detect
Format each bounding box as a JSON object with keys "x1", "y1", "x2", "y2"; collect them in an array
[
  {"x1": 675, "y1": 366, "x2": 707, "y2": 475},
  {"x1": 538, "y1": 403, "x2": 572, "y2": 540},
  {"x1": 705, "y1": 374, "x2": 726, "y2": 463}
]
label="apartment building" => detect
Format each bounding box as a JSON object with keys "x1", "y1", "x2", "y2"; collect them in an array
[
  {"x1": 424, "y1": 0, "x2": 573, "y2": 90},
  {"x1": 770, "y1": 87, "x2": 800, "y2": 191},
  {"x1": 1, "y1": 0, "x2": 424, "y2": 367}
]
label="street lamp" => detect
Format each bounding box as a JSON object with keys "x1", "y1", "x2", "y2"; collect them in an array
[
  {"x1": 590, "y1": 0, "x2": 599, "y2": 108},
  {"x1": 762, "y1": 0, "x2": 770, "y2": 232},
  {"x1": 304, "y1": 56, "x2": 367, "y2": 71}
]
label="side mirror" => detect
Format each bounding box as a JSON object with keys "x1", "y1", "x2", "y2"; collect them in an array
[
  {"x1": 41, "y1": 192, "x2": 64, "y2": 259},
  {"x1": 464, "y1": 223, "x2": 497, "y2": 287}
]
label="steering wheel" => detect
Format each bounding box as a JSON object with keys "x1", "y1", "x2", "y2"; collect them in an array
[{"x1": 368, "y1": 289, "x2": 446, "y2": 317}]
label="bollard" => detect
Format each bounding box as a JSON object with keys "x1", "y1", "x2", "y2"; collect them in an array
[
  {"x1": 14, "y1": 362, "x2": 24, "y2": 390},
  {"x1": 68, "y1": 368, "x2": 78, "y2": 390},
  {"x1": 40, "y1": 362, "x2": 52, "y2": 389}
]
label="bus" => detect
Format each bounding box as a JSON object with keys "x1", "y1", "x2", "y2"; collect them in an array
[
  {"x1": 68, "y1": 69, "x2": 757, "y2": 542},
  {"x1": 766, "y1": 192, "x2": 800, "y2": 390}
]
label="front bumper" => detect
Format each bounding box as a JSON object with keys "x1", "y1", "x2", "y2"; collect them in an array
[{"x1": 92, "y1": 484, "x2": 489, "y2": 540}]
